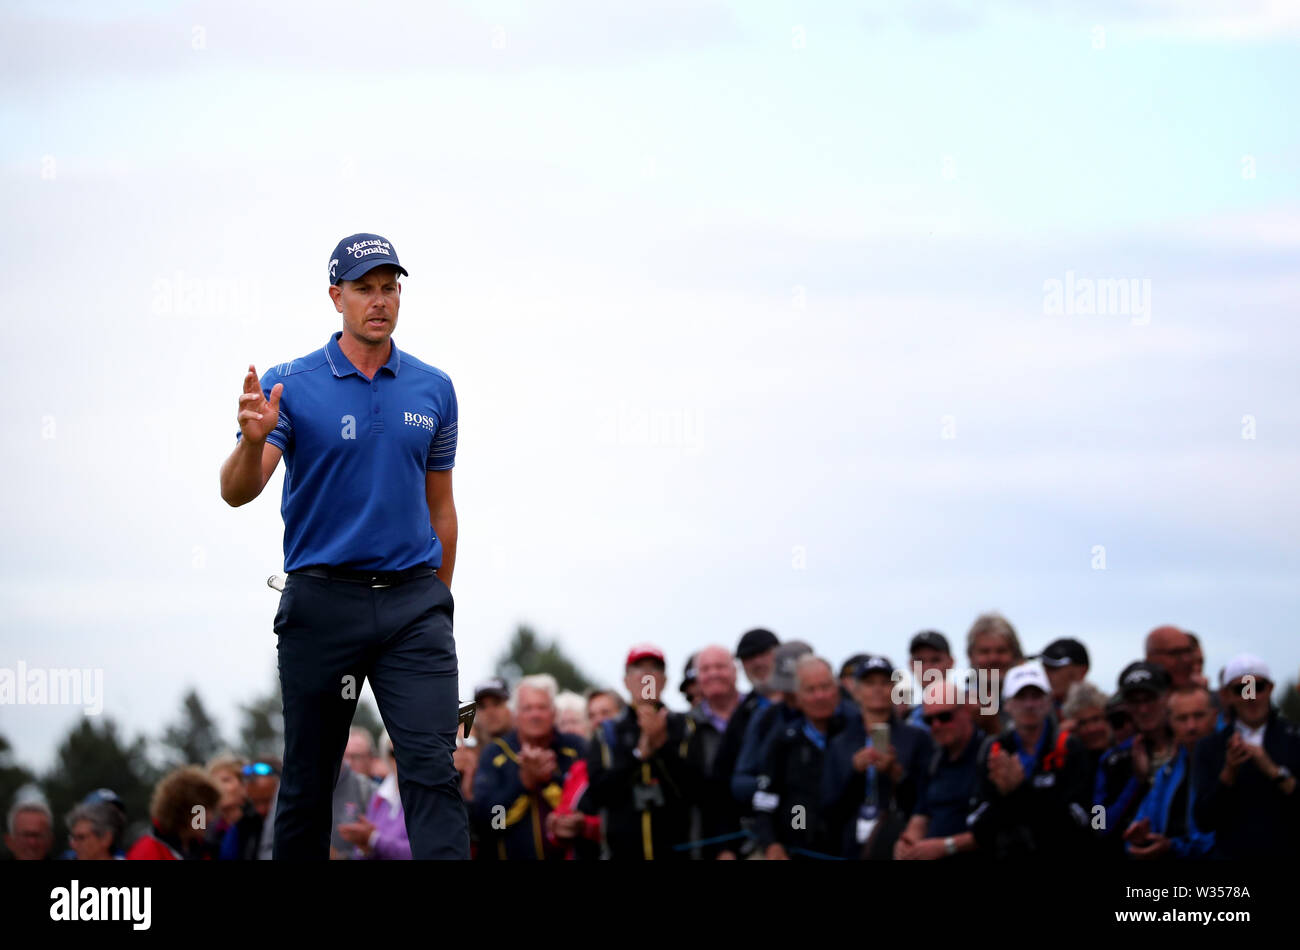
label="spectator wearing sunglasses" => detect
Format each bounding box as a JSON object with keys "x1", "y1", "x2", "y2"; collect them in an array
[
  {"x1": 903, "y1": 631, "x2": 954, "y2": 731},
  {"x1": 218, "y1": 760, "x2": 280, "y2": 860},
  {"x1": 894, "y1": 691, "x2": 984, "y2": 860},
  {"x1": 65, "y1": 803, "x2": 121, "y2": 861},
  {"x1": 1193, "y1": 654, "x2": 1300, "y2": 859}
]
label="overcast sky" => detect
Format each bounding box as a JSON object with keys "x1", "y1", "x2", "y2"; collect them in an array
[{"x1": 2, "y1": 0, "x2": 1297, "y2": 773}]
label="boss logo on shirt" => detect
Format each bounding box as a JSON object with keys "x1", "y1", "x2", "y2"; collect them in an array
[{"x1": 403, "y1": 411, "x2": 437, "y2": 431}]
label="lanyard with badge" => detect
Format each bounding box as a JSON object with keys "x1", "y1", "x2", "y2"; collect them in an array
[{"x1": 856, "y1": 735, "x2": 881, "y2": 845}]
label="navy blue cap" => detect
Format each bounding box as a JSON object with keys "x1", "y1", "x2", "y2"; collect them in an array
[
  {"x1": 329, "y1": 232, "x2": 409, "y2": 285},
  {"x1": 853, "y1": 655, "x2": 896, "y2": 679}
]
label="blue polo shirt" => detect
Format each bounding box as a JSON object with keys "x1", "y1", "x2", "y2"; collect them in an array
[{"x1": 235, "y1": 331, "x2": 458, "y2": 572}]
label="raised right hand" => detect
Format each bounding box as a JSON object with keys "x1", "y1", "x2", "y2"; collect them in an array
[{"x1": 237, "y1": 364, "x2": 283, "y2": 444}]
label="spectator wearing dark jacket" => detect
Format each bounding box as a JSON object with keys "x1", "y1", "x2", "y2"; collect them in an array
[
  {"x1": 581, "y1": 645, "x2": 703, "y2": 859},
  {"x1": 895, "y1": 689, "x2": 984, "y2": 860},
  {"x1": 1192, "y1": 654, "x2": 1300, "y2": 859},
  {"x1": 710, "y1": 628, "x2": 781, "y2": 842},
  {"x1": 754, "y1": 655, "x2": 846, "y2": 860},
  {"x1": 1060, "y1": 682, "x2": 1113, "y2": 796},
  {"x1": 969, "y1": 663, "x2": 1092, "y2": 858},
  {"x1": 1095, "y1": 662, "x2": 1176, "y2": 854},
  {"x1": 684, "y1": 644, "x2": 742, "y2": 859},
  {"x1": 473, "y1": 674, "x2": 587, "y2": 860},
  {"x1": 822, "y1": 655, "x2": 933, "y2": 859},
  {"x1": 730, "y1": 641, "x2": 813, "y2": 811}
]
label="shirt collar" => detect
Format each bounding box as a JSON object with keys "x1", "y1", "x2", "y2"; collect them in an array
[
  {"x1": 324, "y1": 331, "x2": 401, "y2": 378},
  {"x1": 376, "y1": 772, "x2": 401, "y2": 818}
]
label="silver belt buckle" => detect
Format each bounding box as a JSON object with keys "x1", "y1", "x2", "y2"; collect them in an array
[{"x1": 369, "y1": 574, "x2": 392, "y2": 589}]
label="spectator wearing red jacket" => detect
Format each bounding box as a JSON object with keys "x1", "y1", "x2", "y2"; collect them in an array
[{"x1": 127, "y1": 766, "x2": 220, "y2": 860}]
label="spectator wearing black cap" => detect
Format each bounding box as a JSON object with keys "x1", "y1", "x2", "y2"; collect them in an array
[
  {"x1": 474, "y1": 678, "x2": 513, "y2": 740},
  {"x1": 704, "y1": 633, "x2": 784, "y2": 856},
  {"x1": 711, "y1": 631, "x2": 780, "y2": 785},
  {"x1": 1122, "y1": 685, "x2": 1216, "y2": 859},
  {"x1": 1094, "y1": 661, "x2": 1175, "y2": 854},
  {"x1": 754, "y1": 656, "x2": 848, "y2": 859},
  {"x1": 839, "y1": 654, "x2": 871, "y2": 700},
  {"x1": 968, "y1": 664, "x2": 1092, "y2": 857},
  {"x1": 823, "y1": 655, "x2": 933, "y2": 859},
  {"x1": 904, "y1": 631, "x2": 954, "y2": 730},
  {"x1": 1193, "y1": 654, "x2": 1300, "y2": 859},
  {"x1": 580, "y1": 645, "x2": 703, "y2": 859},
  {"x1": 1038, "y1": 638, "x2": 1090, "y2": 719},
  {"x1": 679, "y1": 653, "x2": 700, "y2": 707}
]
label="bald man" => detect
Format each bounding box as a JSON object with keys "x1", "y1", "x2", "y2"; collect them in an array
[
  {"x1": 1145, "y1": 625, "x2": 1196, "y2": 690},
  {"x1": 686, "y1": 644, "x2": 742, "y2": 858}
]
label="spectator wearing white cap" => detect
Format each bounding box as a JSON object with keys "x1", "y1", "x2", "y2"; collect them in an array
[
  {"x1": 1192, "y1": 654, "x2": 1300, "y2": 859},
  {"x1": 968, "y1": 662, "x2": 1091, "y2": 857}
]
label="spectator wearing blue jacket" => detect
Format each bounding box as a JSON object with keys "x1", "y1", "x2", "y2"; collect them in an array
[
  {"x1": 822, "y1": 655, "x2": 933, "y2": 859},
  {"x1": 1123, "y1": 685, "x2": 1216, "y2": 859},
  {"x1": 473, "y1": 674, "x2": 586, "y2": 860},
  {"x1": 730, "y1": 641, "x2": 813, "y2": 809}
]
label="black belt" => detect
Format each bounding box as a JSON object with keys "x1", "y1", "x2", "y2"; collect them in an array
[{"x1": 291, "y1": 565, "x2": 437, "y2": 588}]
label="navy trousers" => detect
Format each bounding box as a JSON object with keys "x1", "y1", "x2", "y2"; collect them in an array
[{"x1": 272, "y1": 570, "x2": 469, "y2": 859}]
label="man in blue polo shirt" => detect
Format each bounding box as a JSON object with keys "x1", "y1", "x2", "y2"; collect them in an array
[{"x1": 219, "y1": 232, "x2": 467, "y2": 859}]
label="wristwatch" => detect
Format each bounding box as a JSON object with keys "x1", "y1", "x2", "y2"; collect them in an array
[
  {"x1": 1274, "y1": 766, "x2": 1292, "y2": 784},
  {"x1": 943, "y1": 836, "x2": 957, "y2": 856}
]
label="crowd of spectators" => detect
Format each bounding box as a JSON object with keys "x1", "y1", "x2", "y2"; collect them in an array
[{"x1": 7, "y1": 613, "x2": 1298, "y2": 861}]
